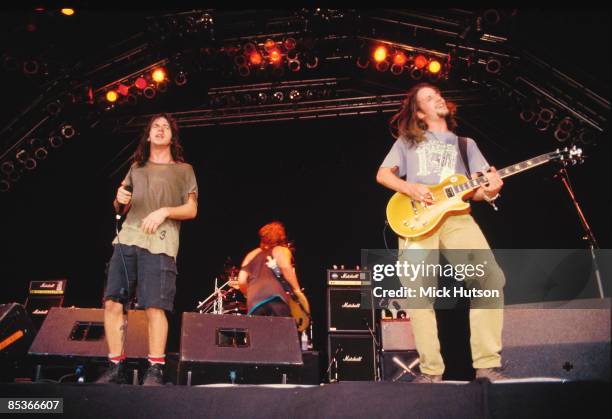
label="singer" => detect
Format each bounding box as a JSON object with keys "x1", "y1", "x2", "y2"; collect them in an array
[{"x1": 97, "y1": 113, "x2": 198, "y2": 385}]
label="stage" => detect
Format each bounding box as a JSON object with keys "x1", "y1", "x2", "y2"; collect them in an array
[{"x1": 1, "y1": 380, "x2": 609, "y2": 418}]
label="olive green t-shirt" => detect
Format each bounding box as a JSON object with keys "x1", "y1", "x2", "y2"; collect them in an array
[{"x1": 112, "y1": 161, "x2": 198, "y2": 258}]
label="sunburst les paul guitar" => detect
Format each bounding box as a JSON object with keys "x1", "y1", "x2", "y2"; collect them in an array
[
  {"x1": 265, "y1": 256, "x2": 311, "y2": 332},
  {"x1": 386, "y1": 146, "x2": 584, "y2": 240}
]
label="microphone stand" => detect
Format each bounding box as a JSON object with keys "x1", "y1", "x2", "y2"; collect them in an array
[
  {"x1": 555, "y1": 166, "x2": 605, "y2": 299},
  {"x1": 364, "y1": 320, "x2": 381, "y2": 382},
  {"x1": 325, "y1": 345, "x2": 343, "y2": 383}
]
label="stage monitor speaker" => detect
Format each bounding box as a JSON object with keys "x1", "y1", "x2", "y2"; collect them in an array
[
  {"x1": 179, "y1": 313, "x2": 303, "y2": 385},
  {"x1": 327, "y1": 287, "x2": 374, "y2": 333},
  {"x1": 328, "y1": 333, "x2": 376, "y2": 381},
  {"x1": 502, "y1": 298, "x2": 610, "y2": 381},
  {"x1": 0, "y1": 303, "x2": 36, "y2": 359},
  {"x1": 380, "y1": 318, "x2": 416, "y2": 350},
  {"x1": 380, "y1": 350, "x2": 419, "y2": 382},
  {"x1": 28, "y1": 307, "x2": 149, "y2": 360}
]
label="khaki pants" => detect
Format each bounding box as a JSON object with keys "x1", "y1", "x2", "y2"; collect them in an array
[{"x1": 398, "y1": 214, "x2": 505, "y2": 375}]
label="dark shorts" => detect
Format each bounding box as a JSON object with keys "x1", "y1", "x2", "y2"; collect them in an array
[
  {"x1": 104, "y1": 244, "x2": 177, "y2": 311},
  {"x1": 250, "y1": 298, "x2": 291, "y2": 317}
]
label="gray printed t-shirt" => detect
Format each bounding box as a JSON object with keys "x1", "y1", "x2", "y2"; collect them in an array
[
  {"x1": 380, "y1": 131, "x2": 489, "y2": 185},
  {"x1": 112, "y1": 161, "x2": 198, "y2": 258}
]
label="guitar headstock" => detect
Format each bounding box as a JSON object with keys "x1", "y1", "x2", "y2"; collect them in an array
[{"x1": 551, "y1": 145, "x2": 585, "y2": 167}]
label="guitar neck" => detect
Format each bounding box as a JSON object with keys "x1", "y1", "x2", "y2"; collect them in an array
[{"x1": 455, "y1": 151, "x2": 559, "y2": 194}]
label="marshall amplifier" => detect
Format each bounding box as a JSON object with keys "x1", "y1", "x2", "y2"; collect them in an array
[
  {"x1": 327, "y1": 269, "x2": 370, "y2": 286},
  {"x1": 327, "y1": 287, "x2": 374, "y2": 333},
  {"x1": 328, "y1": 334, "x2": 376, "y2": 381},
  {"x1": 24, "y1": 279, "x2": 67, "y2": 331}
]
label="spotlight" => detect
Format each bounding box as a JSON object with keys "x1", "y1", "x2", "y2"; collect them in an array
[
  {"x1": 269, "y1": 48, "x2": 282, "y2": 64},
  {"x1": 244, "y1": 43, "x2": 257, "y2": 55},
  {"x1": 238, "y1": 65, "x2": 250, "y2": 77},
  {"x1": 117, "y1": 84, "x2": 130, "y2": 96},
  {"x1": 249, "y1": 52, "x2": 263, "y2": 66},
  {"x1": 272, "y1": 91, "x2": 284, "y2": 102},
  {"x1": 61, "y1": 8, "x2": 75, "y2": 16},
  {"x1": 143, "y1": 85, "x2": 157, "y2": 99},
  {"x1": 393, "y1": 52, "x2": 407, "y2": 66},
  {"x1": 483, "y1": 9, "x2": 500, "y2": 25},
  {"x1": 554, "y1": 128, "x2": 571, "y2": 142},
  {"x1": 288, "y1": 59, "x2": 301, "y2": 72},
  {"x1": 257, "y1": 92, "x2": 268, "y2": 104},
  {"x1": 48, "y1": 134, "x2": 63, "y2": 148},
  {"x1": 538, "y1": 108, "x2": 554, "y2": 123},
  {"x1": 305, "y1": 54, "x2": 318, "y2": 69},
  {"x1": 134, "y1": 77, "x2": 148, "y2": 90},
  {"x1": 428, "y1": 60, "x2": 442, "y2": 74},
  {"x1": 1, "y1": 161, "x2": 15, "y2": 174},
  {"x1": 60, "y1": 124, "x2": 76, "y2": 139},
  {"x1": 356, "y1": 55, "x2": 369, "y2": 69},
  {"x1": 264, "y1": 39, "x2": 276, "y2": 52},
  {"x1": 519, "y1": 107, "x2": 536, "y2": 123},
  {"x1": 304, "y1": 89, "x2": 316, "y2": 100},
  {"x1": 46, "y1": 101, "x2": 62, "y2": 116},
  {"x1": 409, "y1": 67, "x2": 423, "y2": 80},
  {"x1": 577, "y1": 128, "x2": 594, "y2": 144},
  {"x1": 106, "y1": 90, "x2": 118, "y2": 103},
  {"x1": 557, "y1": 117, "x2": 574, "y2": 132},
  {"x1": 414, "y1": 55, "x2": 428, "y2": 69},
  {"x1": 373, "y1": 46, "x2": 388, "y2": 63},
  {"x1": 16, "y1": 150, "x2": 36, "y2": 170},
  {"x1": 174, "y1": 71, "x2": 187, "y2": 86},
  {"x1": 23, "y1": 60, "x2": 39, "y2": 75},
  {"x1": 287, "y1": 49, "x2": 299, "y2": 61},
  {"x1": 28, "y1": 138, "x2": 48, "y2": 160},
  {"x1": 151, "y1": 68, "x2": 166, "y2": 83},
  {"x1": 284, "y1": 38, "x2": 296, "y2": 51},
  {"x1": 535, "y1": 119, "x2": 550, "y2": 132},
  {"x1": 126, "y1": 94, "x2": 138, "y2": 106},
  {"x1": 485, "y1": 58, "x2": 501, "y2": 74}
]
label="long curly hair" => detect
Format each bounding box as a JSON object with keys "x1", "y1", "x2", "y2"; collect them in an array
[
  {"x1": 133, "y1": 113, "x2": 185, "y2": 167},
  {"x1": 388, "y1": 83, "x2": 458, "y2": 147},
  {"x1": 259, "y1": 221, "x2": 293, "y2": 251}
]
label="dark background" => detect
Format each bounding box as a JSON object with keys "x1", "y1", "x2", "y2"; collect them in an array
[{"x1": 1, "y1": 9, "x2": 610, "y2": 373}]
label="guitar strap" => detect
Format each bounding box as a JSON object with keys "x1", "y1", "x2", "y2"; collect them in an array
[{"x1": 458, "y1": 136, "x2": 471, "y2": 177}]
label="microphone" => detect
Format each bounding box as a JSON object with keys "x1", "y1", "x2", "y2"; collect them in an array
[{"x1": 116, "y1": 184, "x2": 133, "y2": 220}]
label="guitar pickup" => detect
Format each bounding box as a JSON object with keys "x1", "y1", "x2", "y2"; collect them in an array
[{"x1": 444, "y1": 186, "x2": 455, "y2": 198}]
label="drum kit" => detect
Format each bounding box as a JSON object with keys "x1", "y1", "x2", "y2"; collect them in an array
[{"x1": 196, "y1": 260, "x2": 247, "y2": 315}]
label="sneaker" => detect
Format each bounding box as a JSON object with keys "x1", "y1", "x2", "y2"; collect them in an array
[
  {"x1": 96, "y1": 361, "x2": 127, "y2": 384},
  {"x1": 475, "y1": 367, "x2": 508, "y2": 382},
  {"x1": 411, "y1": 373, "x2": 443, "y2": 383},
  {"x1": 141, "y1": 363, "x2": 164, "y2": 386}
]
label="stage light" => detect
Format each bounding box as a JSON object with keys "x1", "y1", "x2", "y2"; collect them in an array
[
  {"x1": 117, "y1": 84, "x2": 130, "y2": 96},
  {"x1": 48, "y1": 135, "x2": 63, "y2": 148},
  {"x1": 264, "y1": 39, "x2": 276, "y2": 51},
  {"x1": 373, "y1": 46, "x2": 388, "y2": 63},
  {"x1": 152, "y1": 68, "x2": 166, "y2": 83},
  {"x1": 272, "y1": 91, "x2": 284, "y2": 102},
  {"x1": 557, "y1": 117, "x2": 574, "y2": 132},
  {"x1": 28, "y1": 138, "x2": 48, "y2": 160},
  {"x1": 554, "y1": 128, "x2": 570, "y2": 142},
  {"x1": 483, "y1": 9, "x2": 500, "y2": 25},
  {"x1": 174, "y1": 71, "x2": 187, "y2": 86},
  {"x1": 538, "y1": 107, "x2": 554, "y2": 123},
  {"x1": 23, "y1": 60, "x2": 39, "y2": 75},
  {"x1": 305, "y1": 54, "x2": 318, "y2": 69},
  {"x1": 238, "y1": 65, "x2": 250, "y2": 77},
  {"x1": 61, "y1": 8, "x2": 75, "y2": 16},
  {"x1": 257, "y1": 92, "x2": 268, "y2": 104},
  {"x1": 485, "y1": 58, "x2": 501, "y2": 74},
  {"x1": 269, "y1": 48, "x2": 282, "y2": 64},
  {"x1": 1, "y1": 161, "x2": 15, "y2": 174},
  {"x1": 428, "y1": 60, "x2": 442, "y2": 74},
  {"x1": 393, "y1": 52, "x2": 407, "y2": 66},
  {"x1": 288, "y1": 59, "x2": 301, "y2": 72},
  {"x1": 249, "y1": 52, "x2": 263, "y2": 66},
  {"x1": 143, "y1": 85, "x2": 156, "y2": 99},
  {"x1": 410, "y1": 67, "x2": 423, "y2": 80},
  {"x1": 106, "y1": 90, "x2": 118, "y2": 103},
  {"x1": 414, "y1": 55, "x2": 428, "y2": 69},
  {"x1": 16, "y1": 150, "x2": 36, "y2": 171},
  {"x1": 284, "y1": 38, "x2": 296, "y2": 50},
  {"x1": 134, "y1": 77, "x2": 148, "y2": 90},
  {"x1": 60, "y1": 124, "x2": 76, "y2": 139},
  {"x1": 126, "y1": 94, "x2": 138, "y2": 106},
  {"x1": 45, "y1": 101, "x2": 62, "y2": 116}
]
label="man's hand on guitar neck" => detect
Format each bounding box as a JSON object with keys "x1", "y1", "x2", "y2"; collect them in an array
[{"x1": 473, "y1": 166, "x2": 503, "y2": 202}]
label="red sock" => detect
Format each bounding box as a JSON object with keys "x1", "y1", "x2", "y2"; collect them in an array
[
  {"x1": 148, "y1": 354, "x2": 166, "y2": 365},
  {"x1": 109, "y1": 354, "x2": 126, "y2": 364}
]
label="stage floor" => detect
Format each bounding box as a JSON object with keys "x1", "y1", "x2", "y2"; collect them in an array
[{"x1": 1, "y1": 379, "x2": 609, "y2": 418}]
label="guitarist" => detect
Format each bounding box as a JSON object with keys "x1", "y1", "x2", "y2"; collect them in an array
[
  {"x1": 376, "y1": 83, "x2": 507, "y2": 383},
  {"x1": 238, "y1": 221, "x2": 302, "y2": 317}
]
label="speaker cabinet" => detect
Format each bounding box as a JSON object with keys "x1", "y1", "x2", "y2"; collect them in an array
[
  {"x1": 179, "y1": 313, "x2": 303, "y2": 385},
  {"x1": 327, "y1": 287, "x2": 374, "y2": 333},
  {"x1": 327, "y1": 333, "x2": 376, "y2": 381}
]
